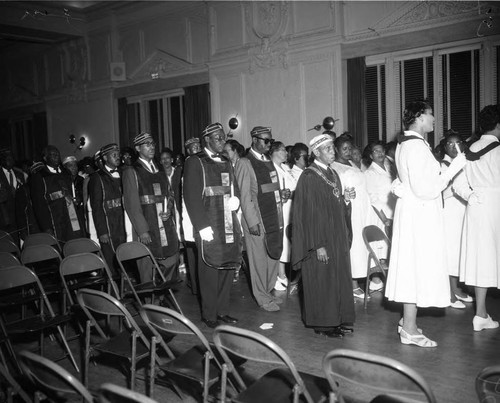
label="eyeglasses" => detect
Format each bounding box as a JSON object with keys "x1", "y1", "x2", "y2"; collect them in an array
[
  {"x1": 254, "y1": 136, "x2": 275, "y2": 145},
  {"x1": 141, "y1": 141, "x2": 156, "y2": 147},
  {"x1": 446, "y1": 141, "x2": 462, "y2": 146}
]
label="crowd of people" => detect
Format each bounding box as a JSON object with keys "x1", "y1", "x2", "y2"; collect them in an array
[{"x1": 1, "y1": 100, "x2": 499, "y2": 344}]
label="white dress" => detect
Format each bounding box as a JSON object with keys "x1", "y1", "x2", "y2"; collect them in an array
[
  {"x1": 385, "y1": 131, "x2": 450, "y2": 307},
  {"x1": 455, "y1": 135, "x2": 500, "y2": 288},
  {"x1": 331, "y1": 160, "x2": 376, "y2": 278},
  {"x1": 440, "y1": 155, "x2": 466, "y2": 277},
  {"x1": 273, "y1": 162, "x2": 297, "y2": 263}
]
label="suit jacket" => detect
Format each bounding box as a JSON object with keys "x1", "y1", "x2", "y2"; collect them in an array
[
  {"x1": 0, "y1": 167, "x2": 25, "y2": 228},
  {"x1": 234, "y1": 157, "x2": 262, "y2": 231}
]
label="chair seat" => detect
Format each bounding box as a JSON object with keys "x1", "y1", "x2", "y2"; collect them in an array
[
  {"x1": 157, "y1": 345, "x2": 220, "y2": 386},
  {"x1": 92, "y1": 330, "x2": 151, "y2": 360},
  {"x1": 233, "y1": 368, "x2": 329, "y2": 403},
  {"x1": 133, "y1": 278, "x2": 182, "y2": 294},
  {"x1": 6, "y1": 314, "x2": 72, "y2": 334},
  {"x1": 67, "y1": 276, "x2": 107, "y2": 291}
]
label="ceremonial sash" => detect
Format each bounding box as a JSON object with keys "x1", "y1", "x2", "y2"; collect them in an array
[{"x1": 466, "y1": 142, "x2": 500, "y2": 161}]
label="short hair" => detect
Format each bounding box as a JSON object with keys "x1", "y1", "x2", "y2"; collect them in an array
[
  {"x1": 225, "y1": 139, "x2": 245, "y2": 158},
  {"x1": 362, "y1": 141, "x2": 385, "y2": 166},
  {"x1": 41, "y1": 145, "x2": 58, "y2": 160},
  {"x1": 402, "y1": 100, "x2": 432, "y2": 130},
  {"x1": 160, "y1": 147, "x2": 174, "y2": 157},
  {"x1": 269, "y1": 141, "x2": 285, "y2": 155},
  {"x1": 334, "y1": 133, "x2": 353, "y2": 150},
  {"x1": 291, "y1": 142, "x2": 308, "y2": 163},
  {"x1": 478, "y1": 104, "x2": 500, "y2": 134}
]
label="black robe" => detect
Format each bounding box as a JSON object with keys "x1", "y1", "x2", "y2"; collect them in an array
[{"x1": 292, "y1": 162, "x2": 355, "y2": 328}]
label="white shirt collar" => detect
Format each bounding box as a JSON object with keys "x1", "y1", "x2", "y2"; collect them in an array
[
  {"x1": 204, "y1": 147, "x2": 221, "y2": 161},
  {"x1": 138, "y1": 157, "x2": 155, "y2": 172},
  {"x1": 250, "y1": 147, "x2": 268, "y2": 161},
  {"x1": 47, "y1": 165, "x2": 59, "y2": 174},
  {"x1": 314, "y1": 159, "x2": 329, "y2": 170}
]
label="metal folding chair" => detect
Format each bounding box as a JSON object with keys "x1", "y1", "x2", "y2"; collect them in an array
[
  {"x1": 18, "y1": 350, "x2": 92, "y2": 402},
  {"x1": 76, "y1": 288, "x2": 153, "y2": 392},
  {"x1": 0, "y1": 361, "x2": 32, "y2": 403},
  {"x1": 476, "y1": 365, "x2": 500, "y2": 403},
  {"x1": 322, "y1": 349, "x2": 436, "y2": 403},
  {"x1": 0, "y1": 252, "x2": 20, "y2": 268},
  {"x1": 116, "y1": 241, "x2": 182, "y2": 313},
  {"x1": 362, "y1": 225, "x2": 391, "y2": 309},
  {"x1": 213, "y1": 324, "x2": 329, "y2": 403},
  {"x1": 23, "y1": 233, "x2": 61, "y2": 252},
  {"x1": 140, "y1": 304, "x2": 220, "y2": 401},
  {"x1": 0, "y1": 239, "x2": 21, "y2": 258},
  {"x1": 0, "y1": 266, "x2": 79, "y2": 372},
  {"x1": 63, "y1": 237, "x2": 103, "y2": 258}
]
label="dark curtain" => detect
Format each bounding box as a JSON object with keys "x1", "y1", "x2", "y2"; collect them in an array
[
  {"x1": 184, "y1": 83, "x2": 210, "y2": 140},
  {"x1": 347, "y1": 57, "x2": 367, "y2": 147},
  {"x1": 117, "y1": 97, "x2": 128, "y2": 148}
]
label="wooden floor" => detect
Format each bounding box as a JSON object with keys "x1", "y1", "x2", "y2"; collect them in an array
[{"x1": 18, "y1": 268, "x2": 500, "y2": 402}]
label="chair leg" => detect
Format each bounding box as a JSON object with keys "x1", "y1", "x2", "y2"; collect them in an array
[
  {"x1": 55, "y1": 325, "x2": 79, "y2": 372},
  {"x1": 130, "y1": 332, "x2": 137, "y2": 392},
  {"x1": 168, "y1": 289, "x2": 183, "y2": 315},
  {"x1": 364, "y1": 273, "x2": 369, "y2": 310},
  {"x1": 149, "y1": 337, "x2": 157, "y2": 398}
]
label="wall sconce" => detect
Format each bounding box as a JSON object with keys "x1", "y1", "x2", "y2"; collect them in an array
[
  {"x1": 78, "y1": 136, "x2": 86, "y2": 149},
  {"x1": 227, "y1": 116, "x2": 239, "y2": 139},
  {"x1": 69, "y1": 134, "x2": 76, "y2": 144}
]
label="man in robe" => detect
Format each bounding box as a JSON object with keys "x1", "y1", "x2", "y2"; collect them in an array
[
  {"x1": 88, "y1": 143, "x2": 126, "y2": 274},
  {"x1": 292, "y1": 134, "x2": 355, "y2": 338},
  {"x1": 62, "y1": 156, "x2": 86, "y2": 236},
  {"x1": 0, "y1": 147, "x2": 24, "y2": 245},
  {"x1": 123, "y1": 132, "x2": 179, "y2": 284},
  {"x1": 31, "y1": 145, "x2": 85, "y2": 243},
  {"x1": 184, "y1": 123, "x2": 242, "y2": 328},
  {"x1": 235, "y1": 126, "x2": 284, "y2": 312}
]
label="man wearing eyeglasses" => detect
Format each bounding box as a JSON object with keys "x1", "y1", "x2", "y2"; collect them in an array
[
  {"x1": 184, "y1": 123, "x2": 242, "y2": 328},
  {"x1": 123, "y1": 132, "x2": 179, "y2": 285},
  {"x1": 235, "y1": 126, "x2": 284, "y2": 312}
]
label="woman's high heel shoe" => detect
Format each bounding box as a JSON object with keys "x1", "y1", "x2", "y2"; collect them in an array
[{"x1": 400, "y1": 329, "x2": 437, "y2": 348}]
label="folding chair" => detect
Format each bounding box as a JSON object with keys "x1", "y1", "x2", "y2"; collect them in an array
[
  {"x1": 63, "y1": 237, "x2": 103, "y2": 258},
  {"x1": 0, "y1": 252, "x2": 20, "y2": 268},
  {"x1": 0, "y1": 239, "x2": 20, "y2": 258},
  {"x1": 18, "y1": 350, "x2": 92, "y2": 403},
  {"x1": 98, "y1": 382, "x2": 159, "y2": 403},
  {"x1": 23, "y1": 233, "x2": 61, "y2": 252},
  {"x1": 116, "y1": 242, "x2": 182, "y2": 313},
  {"x1": 0, "y1": 229, "x2": 15, "y2": 244},
  {"x1": 76, "y1": 288, "x2": 153, "y2": 392},
  {"x1": 0, "y1": 361, "x2": 32, "y2": 403},
  {"x1": 475, "y1": 365, "x2": 500, "y2": 403},
  {"x1": 213, "y1": 324, "x2": 329, "y2": 403},
  {"x1": 362, "y1": 225, "x2": 390, "y2": 309},
  {"x1": 322, "y1": 349, "x2": 437, "y2": 403},
  {"x1": 140, "y1": 304, "x2": 220, "y2": 401},
  {"x1": 0, "y1": 266, "x2": 79, "y2": 372}
]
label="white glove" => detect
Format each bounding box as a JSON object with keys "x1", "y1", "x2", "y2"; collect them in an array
[
  {"x1": 443, "y1": 152, "x2": 467, "y2": 183},
  {"x1": 468, "y1": 192, "x2": 482, "y2": 206},
  {"x1": 391, "y1": 178, "x2": 407, "y2": 199},
  {"x1": 199, "y1": 226, "x2": 214, "y2": 242},
  {"x1": 228, "y1": 196, "x2": 240, "y2": 211}
]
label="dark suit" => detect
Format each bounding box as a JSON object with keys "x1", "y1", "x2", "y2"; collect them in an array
[{"x1": 0, "y1": 167, "x2": 24, "y2": 244}]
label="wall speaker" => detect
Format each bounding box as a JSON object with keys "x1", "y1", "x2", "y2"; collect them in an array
[{"x1": 110, "y1": 62, "x2": 126, "y2": 81}]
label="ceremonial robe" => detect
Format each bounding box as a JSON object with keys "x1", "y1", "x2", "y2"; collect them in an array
[{"x1": 292, "y1": 162, "x2": 355, "y2": 328}]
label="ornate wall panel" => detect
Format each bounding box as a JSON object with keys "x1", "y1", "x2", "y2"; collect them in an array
[
  {"x1": 292, "y1": 1, "x2": 335, "y2": 35},
  {"x1": 89, "y1": 33, "x2": 111, "y2": 83}
]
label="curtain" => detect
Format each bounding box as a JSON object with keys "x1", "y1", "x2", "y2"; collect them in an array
[
  {"x1": 184, "y1": 83, "x2": 210, "y2": 140},
  {"x1": 347, "y1": 57, "x2": 367, "y2": 147},
  {"x1": 117, "y1": 97, "x2": 128, "y2": 148}
]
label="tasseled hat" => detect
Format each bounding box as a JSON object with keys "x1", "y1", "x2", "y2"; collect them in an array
[
  {"x1": 133, "y1": 132, "x2": 154, "y2": 146},
  {"x1": 29, "y1": 161, "x2": 45, "y2": 174},
  {"x1": 184, "y1": 137, "x2": 200, "y2": 147},
  {"x1": 100, "y1": 143, "x2": 120, "y2": 156},
  {"x1": 250, "y1": 126, "x2": 272, "y2": 137},
  {"x1": 309, "y1": 134, "x2": 333, "y2": 151},
  {"x1": 201, "y1": 123, "x2": 224, "y2": 138},
  {"x1": 62, "y1": 156, "x2": 77, "y2": 165}
]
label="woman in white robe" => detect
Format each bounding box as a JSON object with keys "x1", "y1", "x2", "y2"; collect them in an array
[
  {"x1": 454, "y1": 104, "x2": 500, "y2": 332},
  {"x1": 439, "y1": 132, "x2": 472, "y2": 309},
  {"x1": 385, "y1": 100, "x2": 466, "y2": 347},
  {"x1": 331, "y1": 135, "x2": 378, "y2": 299}
]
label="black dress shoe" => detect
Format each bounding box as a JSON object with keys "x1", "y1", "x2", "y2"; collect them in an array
[
  {"x1": 217, "y1": 315, "x2": 238, "y2": 324},
  {"x1": 314, "y1": 329, "x2": 343, "y2": 338},
  {"x1": 340, "y1": 325, "x2": 354, "y2": 334},
  {"x1": 201, "y1": 318, "x2": 219, "y2": 328}
]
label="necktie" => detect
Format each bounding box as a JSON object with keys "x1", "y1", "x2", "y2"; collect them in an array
[
  {"x1": 261, "y1": 154, "x2": 266, "y2": 161},
  {"x1": 150, "y1": 163, "x2": 156, "y2": 173},
  {"x1": 8, "y1": 170, "x2": 14, "y2": 190}
]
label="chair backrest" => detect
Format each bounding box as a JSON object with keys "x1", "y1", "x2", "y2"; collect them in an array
[
  {"x1": 213, "y1": 324, "x2": 313, "y2": 402},
  {"x1": 476, "y1": 365, "x2": 500, "y2": 403},
  {"x1": 18, "y1": 350, "x2": 92, "y2": 402},
  {"x1": 363, "y1": 225, "x2": 390, "y2": 264},
  {"x1": 0, "y1": 265, "x2": 42, "y2": 291},
  {"x1": 0, "y1": 229, "x2": 15, "y2": 244},
  {"x1": 23, "y1": 233, "x2": 60, "y2": 251},
  {"x1": 322, "y1": 349, "x2": 436, "y2": 403},
  {"x1": 0, "y1": 239, "x2": 21, "y2": 257},
  {"x1": 60, "y1": 252, "x2": 119, "y2": 301},
  {"x1": 116, "y1": 241, "x2": 151, "y2": 261},
  {"x1": 21, "y1": 244, "x2": 62, "y2": 266},
  {"x1": 63, "y1": 237, "x2": 102, "y2": 257},
  {"x1": 0, "y1": 360, "x2": 32, "y2": 403},
  {"x1": 140, "y1": 304, "x2": 208, "y2": 359},
  {"x1": 76, "y1": 288, "x2": 147, "y2": 341},
  {"x1": 98, "y1": 382, "x2": 159, "y2": 403},
  {"x1": 0, "y1": 252, "x2": 21, "y2": 268}
]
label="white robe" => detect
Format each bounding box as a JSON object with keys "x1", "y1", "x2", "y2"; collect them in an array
[
  {"x1": 455, "y1": 134, "x2": 500, "y2": 288},
  {"x1": 440, "y1": 155, "x2": 466, "y2": 277},
  {"x1": 385, "y1": 131, "x2": 450, "y2": 307},
  {"x1": 331, "y1": 160, "x2": 377, "y2": 278}
]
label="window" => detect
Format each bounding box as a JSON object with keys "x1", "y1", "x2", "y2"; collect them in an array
[{"x1": 365, "y1": 65, "x2": 386, "y2": 143}]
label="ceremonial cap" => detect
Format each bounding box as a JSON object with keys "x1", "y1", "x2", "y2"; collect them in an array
[
  {"x1": 62, "y1": 156, "x2": 77, "y2": 165},
  {"x1": 309, "y1": 134, "x2": 333, "y2": 151},
  {"x1": 133, "y1": 132, "x2": 153, "y2": 146},
  {"x1": 250, "y1": 126, "x2": 272, "y2": 137},
  {"x1": 184, "y1": 137, "x2": 200, "y2": 147},
  {"x1": 29, "y1": 161, "x2": 45, "y2": 174},
  {"x1": 100, "y1": 143, "x2": 119, "y2": 156},
  {"x1": 93, "y1": 150, "x2": 102, "y2": 162},
  {"x1": 201, "y1": 123, "x2": 224, "y2": 138}
]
